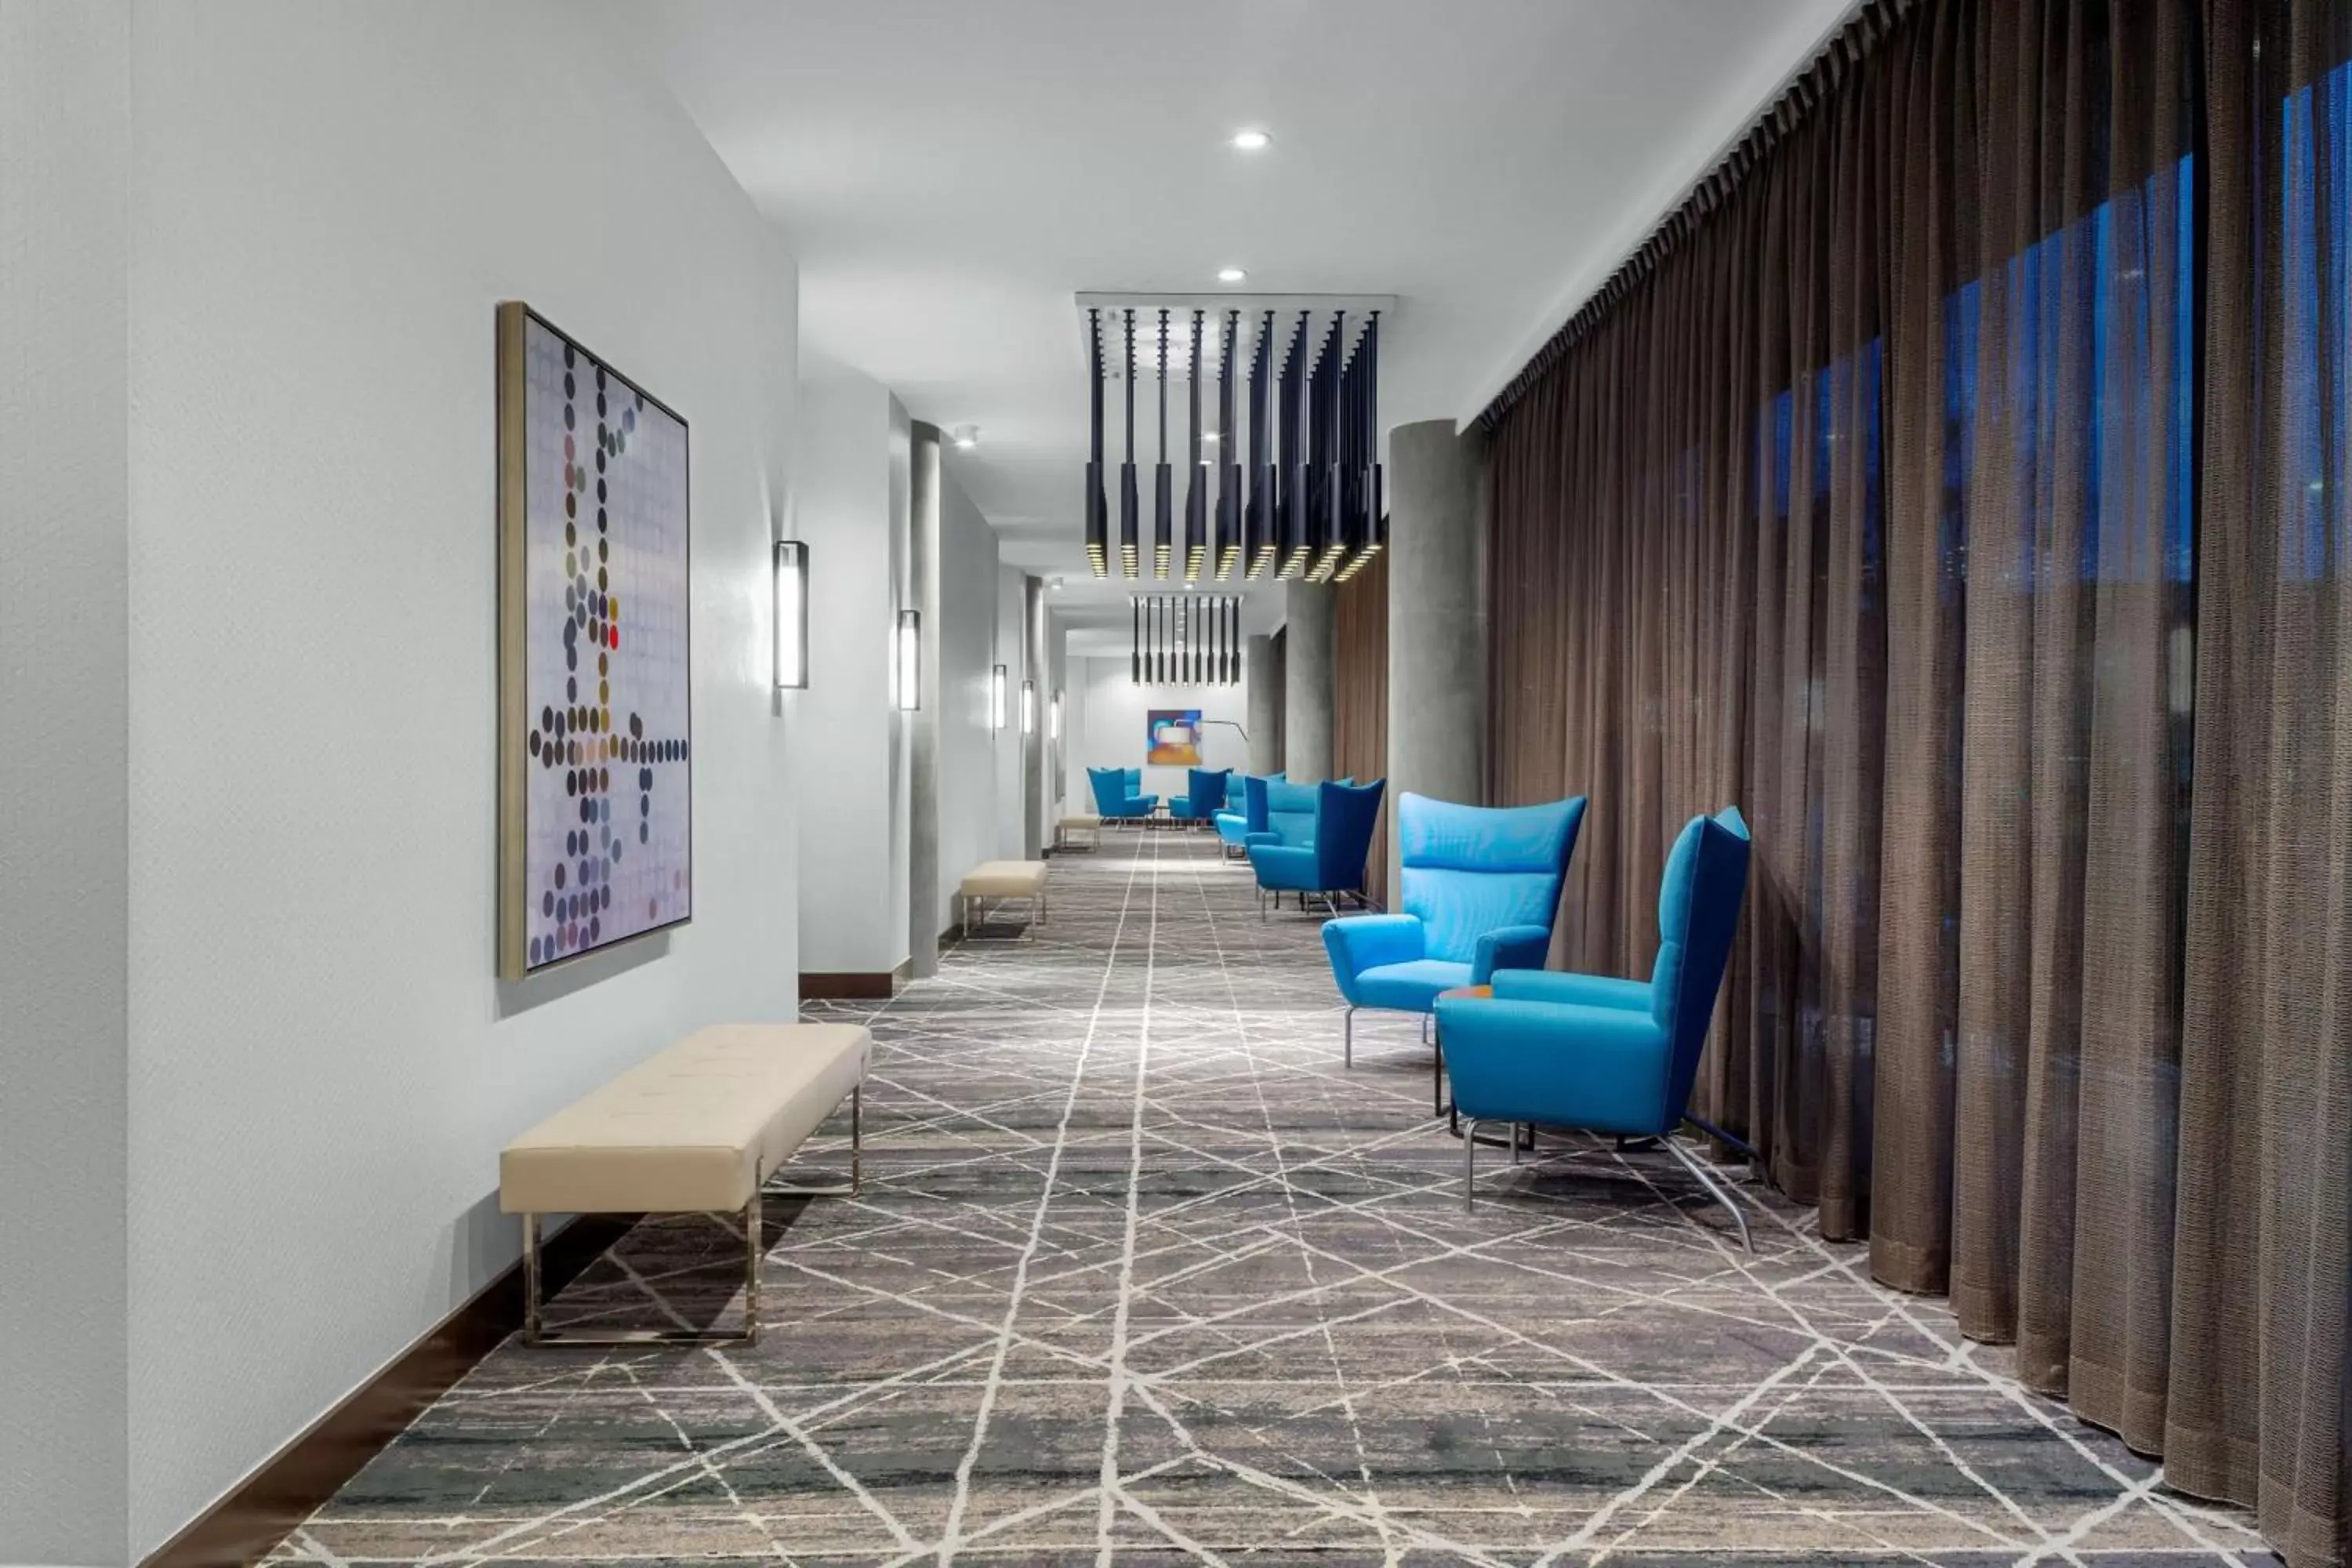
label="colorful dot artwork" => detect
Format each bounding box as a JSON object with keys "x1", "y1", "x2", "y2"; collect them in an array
[{"x1": 517, "y1": 316, "x2": 691, "y2": 971}]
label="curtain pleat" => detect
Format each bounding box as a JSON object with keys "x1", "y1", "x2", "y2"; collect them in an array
[{"x1": 1481, "y1": 1, "x2": 2351, "y2": 1560}]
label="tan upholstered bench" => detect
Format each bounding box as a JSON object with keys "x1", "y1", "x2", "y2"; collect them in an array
[
  {"x1": 958, "y1": 859, "x2": 1047, "y2": 936},
  {"x1": 500, "y1": 1021, "x2": 869, "y2": 1346},
  {"x1": 1055, "y1": 814, "x2": 1102, "y2": 851}
]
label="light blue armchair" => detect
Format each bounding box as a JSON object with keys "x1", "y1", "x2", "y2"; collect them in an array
[
  {"x1": 1434, "y1": 807, "x2": 1754, "y2": 1243},
  {"x1": 1087, "y1": 766, "x2": 1157, "y2": 824},
  {"x1": 1170, "y1": 767, "x2": 1230, "y2": 826},
  {"x1": 1214, "y1": 771, "x2": 1280, "y2": 857},
  {"x1": 1249, "y1": 779, "x2": 1383, "y2": 916},
  {"x1": 1320, "y1": 793, "x2": 1587, "y2": 1080}
]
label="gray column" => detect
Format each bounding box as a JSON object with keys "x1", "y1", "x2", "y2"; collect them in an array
[
  {"x1": 906, "y1": 423, "x2": 942, "y2": 978},
  {"x1": 1385, "y1": 418, "x2": 1488, "y2": 890},
  {"x1": 1283, "y1": 581, "x2": 1334, "y2": 782},
  {"x1": 1244, "y1": 633, "x2": 1280, "y2": 776},
  {"x1": 1021, "y1": 574, "x2": 1044, "y2": 858}
]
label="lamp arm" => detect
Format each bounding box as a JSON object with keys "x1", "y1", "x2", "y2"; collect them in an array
[{"x1": 1197, "y1": 719, "x2": 1250, "y2": 742}]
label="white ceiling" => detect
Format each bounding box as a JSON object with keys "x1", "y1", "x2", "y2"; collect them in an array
[{"x1": 642, "y1": 0, "x2": 1854, "y2": 644}]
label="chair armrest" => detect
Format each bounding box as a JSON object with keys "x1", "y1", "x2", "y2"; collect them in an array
[
  {"x1": 1491, "y1": 970, "x2": 1655, "y2": 1011},
  {"x1": 1321, "y1": 915, "x2": 1426, "y2": 982},
  {"x1": 1243, "y1": 831, "x2": 1280, "y2": 848},
  {"x1": 1471, "y1": 924, "x2": 1553, "y2": 985},
  {"x1": 1127, "y1": 793, "x2": 1160, "y2": 809},
  {"x1": 1432, "y1": 996, "x2": 1671, "y2": 1134}
]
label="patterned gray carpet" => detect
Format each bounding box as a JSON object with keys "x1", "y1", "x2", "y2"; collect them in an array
[{"x1": 281, "y1": 829, "x2": 2277, "y2": 1566}]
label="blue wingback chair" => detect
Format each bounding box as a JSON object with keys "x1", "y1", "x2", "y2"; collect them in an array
[
  {"x1": 1214, "y1": 771, "x2": 1281, "y2": 856},
  {"x1": 1087, "y1": 766, "x2": 1157, "y2": 823},
  {"x1": 1170, "y1": 768, "x2": 1230, "y2": 826},
  {"x1": 1434, "y1": 807, "x2": 1754, "y2": 1243},
  {"x1": 1320, "y1": 793, "x2": 1587, "y2": 1073},
  {"x1": 1249, "y1": 779, "x2": 1385, "y2": 916}
]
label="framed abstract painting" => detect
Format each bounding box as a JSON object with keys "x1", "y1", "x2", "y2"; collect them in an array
[
  {"x1": 496, "y1": 303, "x2": 692, "y2": 978},
  {"x1": 1146, "y1": 709, "x2": 1203, "y2": 766}
]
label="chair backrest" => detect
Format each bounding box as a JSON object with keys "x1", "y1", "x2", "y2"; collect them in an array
[
  {"x1": 1258, "y1": 779, "x2": 1319, "y2": 847},
  {"x1": 1185, "y1": 768, "x2": 1231, "y2": 814},
  {"x1": 1398, "y1": 793, "x2": 1588, "y2": 964},
  {"x1": 1122, "y1": 767, "x2": 1142, "y2": 796},
  {"x1": 1312, "y1": 779, "x2": 1388, "y2": 891},
  {"x1": 1240, "y1": 772, "x2": 1283, "y2": 831},
  {"x1": 1086, "y1": 767, "x2": 1126, "y2": 814},
  {"x1": 1650, "y1": 807, "x2": 1753, "y2": 1118}
]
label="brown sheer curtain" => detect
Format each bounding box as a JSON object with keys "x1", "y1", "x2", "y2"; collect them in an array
[
  {"x1": 1334, "y1": 556, "x2": 1390, "y2": 907},
  {"x1": 1482, "y1": 1, "x2": 2350, "y2": 1561}
]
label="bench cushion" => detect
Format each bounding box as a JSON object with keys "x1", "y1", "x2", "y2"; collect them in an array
[
  {"x1": 499, "y1": 1022, "x2": 869, "y2": 1216},
  {"x1": 1058, "y1": 815, "x2": 1102, "y2": 829},
  {"x1": 961, "y1": 860, "x2": 1047, "y2": 898}
]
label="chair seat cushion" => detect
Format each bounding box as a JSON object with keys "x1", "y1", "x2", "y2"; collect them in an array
[
  {"x1": 1355, "y1": 958, "x2": 1474, "y2": 1012},
  {"x1": 500, "y1": 1023, "x2": 869, "y2": 1215},
  {"x1": 1250, "y1": 844, "x2": 1318, "y2": 889}
]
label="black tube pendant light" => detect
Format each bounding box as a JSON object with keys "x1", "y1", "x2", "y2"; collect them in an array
[
  {"x1": 1247, "y1": 311, "x2": 1276, "y2": 579},
  {"x1": 1120, "y1": 310, "x2": 1139, "y2": 576},
  {"x1": 1085, "y1": 307, "x2": 1108, "y2": 576},
  {"x1": 1215, "y1": 310, "x2": 1240, "y2": 579},
  {"x1": 1279, "y1": 312, "x2": 1311, "y2": 579},
  {"x1": 1152, "y1": 310, "x2": 1173, "y2": 579},
  {"x1": 1184, "y1": 310, "x2": 1206, "y2": 580},
  {"x1": 1131, "y1": 595, "x2": 1141, "y2": 684}
]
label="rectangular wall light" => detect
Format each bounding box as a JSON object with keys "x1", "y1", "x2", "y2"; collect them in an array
[
  {"x1": 773, "y1": 539, "x2": 808, "y2": 690},
  {"x1": 1020, "y1": 678, "x2": 1036, "y2": 735},
  {"x1": 1050, "y1": 690, "x2": 1062, "y2": 741},
  {"x1": 895, "y1": 609, "x2": 921, "y2": 710},
  {"x1": 991, "y1": 663, "x2": 1009, "y2": 730}
]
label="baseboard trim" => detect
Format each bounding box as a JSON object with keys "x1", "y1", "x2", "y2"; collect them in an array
[
  {"x1": 798, "y1": 970, "x2": 898, "y2": 1000},
  {"x1": 139, "y1": 1211, "x2": 638, "y2": 1568}
]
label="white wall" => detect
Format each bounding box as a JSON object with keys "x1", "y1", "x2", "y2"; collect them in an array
[
  {"x1": 122, "y1": 3, "x2": 799, "y2": 1554},
  {"x1": 1070, "y1": 655, "x2": 1253, "y2": 808},
  {"x1": 0, "y1": 5, "x2": 131, "y2": 1563},
  {"x1": 793, "y1": 366, "x2": 909, "y2": 976},
  {"x1": 934, "y1": 464, "x2": 1001, "y2": 924},
  {"x1": 993, "y1": 564, "x2": 1027, "y2": 857}
]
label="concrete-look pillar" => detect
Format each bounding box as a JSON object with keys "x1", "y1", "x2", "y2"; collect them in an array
[
  {"x1": 1021, "y1": 574, "x2": 1045, "y2": 858},
  {"x1": 1385, "y1": 419, "x2": 1488, "y2": 891},
  {"x1": 1244, "y1": 633, "x2": 1280, "y2": 776},
  {"x1": 1283, "y1": 581, "x2": 1335, "y2": 782},
  {"x1": 906, "y1": 422, "x2": 942, "y2": 978}
]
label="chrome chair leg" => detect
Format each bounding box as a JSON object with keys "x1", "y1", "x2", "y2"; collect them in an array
[
  {"x1": 1663, "y1": 1135, "x2": 1754, "y2": 1251},
  {"x1": 1462, "y1": 1119, "x2": 1478, "y2": 1212},
  {"x1": 1342, "y1": 1005, "x2": 1354, "y2": 1067}
]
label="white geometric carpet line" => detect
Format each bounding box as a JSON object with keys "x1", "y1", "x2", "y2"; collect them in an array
[
  {"x1": 1096, "y1": 826, "x2": 1163, "y2": 1565},
  {"x1": 937, "y1": 823, "x2": 1153, "y2": 1564}
]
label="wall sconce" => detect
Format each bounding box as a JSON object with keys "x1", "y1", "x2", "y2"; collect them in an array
[
  {"x1": 1020, "y1": 678, "x2": 1036, "y2": 735},
  {"x1": 1050, "y1": 690, "x2": 1062, "y2": 742},
  {"x1": 991, "y1": 664, "x2": 1009, "y2": 731},
  {"x1": 895, "y1": 609, "x2": 921, "y2": 710},
  {"x1": 772, "y1": 539, "x2": 808, "y2": 690}
]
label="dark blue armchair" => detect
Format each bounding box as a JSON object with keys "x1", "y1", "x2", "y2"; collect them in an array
[
  {"x1": 1248, "y1": 779, "x2": 1384, "y2": 917},
  {"x1": 1170, "y1": 767, "x2": 1230, "y2": 826},
  {"x1": 1434, "y1": 807, "x2": 1754, "y2": 1243},
  {"x1": 1320, "y1": 793, "x2": 1586, "y2": 1073},
  {"x1": 1086, "y1": 766, "x2": 1157, "y2": 823}
]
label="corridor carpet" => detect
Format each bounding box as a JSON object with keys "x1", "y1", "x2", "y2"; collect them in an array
[{"x1": 279, "y1": 828, "x2": 2277, "y2": 1566}]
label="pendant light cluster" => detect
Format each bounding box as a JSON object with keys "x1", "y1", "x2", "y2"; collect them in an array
[
  {"x1": 1130, "y1": 593, "x2": 1243, "y2": 686},
  {"x1": 1082, "y1": 296, "x2": 1388, "y2": 586}
]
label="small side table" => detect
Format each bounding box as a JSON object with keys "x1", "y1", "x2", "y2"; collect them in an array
[{"x1": 1433, "y1": 985, "x2": 1530, "y2": 1152}]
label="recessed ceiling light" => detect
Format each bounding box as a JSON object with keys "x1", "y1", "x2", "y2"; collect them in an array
[
  {"x1": 1217, "y1": 267, "x2": 1247, "y2": 284},
  {"x1": 1230, "y1": 128, "x2": 1270, "y2": 152},
  {"x1": 950, "y1": 423, "x2": 979, "y2": 449}
]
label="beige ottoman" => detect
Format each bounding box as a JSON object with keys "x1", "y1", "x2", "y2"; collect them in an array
[
  {"x1": 1055, "y1": 814, "x2": 1102, "y2": 851},
  {"x1": 959, "y1": 859, "x2": 1047, "y2": 936}
]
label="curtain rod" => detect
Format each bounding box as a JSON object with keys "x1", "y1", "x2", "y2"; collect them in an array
[{"x1": 1475, "y1": 0, "x2": 1916, "y2": 431}]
